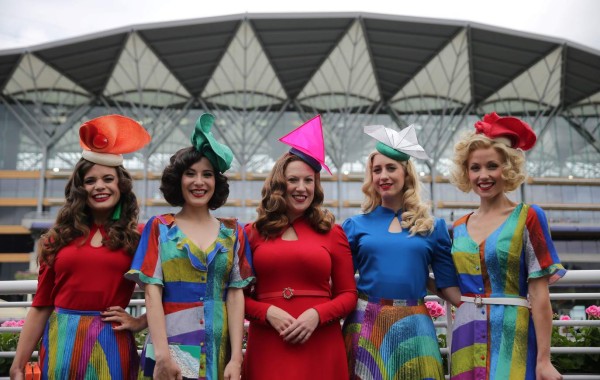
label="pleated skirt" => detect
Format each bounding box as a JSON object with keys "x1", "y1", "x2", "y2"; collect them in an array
[
  {"x1": 342, "y1": 296, "x2": 445, "y2": 380},
  {"x1": 39, "y1": 308, "x2": 140, "y2": 380}
]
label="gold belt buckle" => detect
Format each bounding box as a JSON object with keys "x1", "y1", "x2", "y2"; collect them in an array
[
  {"x1": 282, "y1": 287, "x2": 294, "y2": 299},
  {"x1": 475, "y1": 295, "x2": 484, "y2": 307}
]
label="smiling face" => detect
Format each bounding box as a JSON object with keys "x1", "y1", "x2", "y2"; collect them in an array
[
  {"x1": 371, "y1": 153, "x2": 406, "y2": 206},
  {"x1": 83, "y1": 164, "x2": 120, "y2": 222},
  {"x1": 180, "y1": 157, "x2": 216, "y2": 210},
  {"x1": 284, "y1": 160, "x2": 316, "y2": 221},
  {"x1": 467, "y1": 147, "x2": 506, "y2": 200}
]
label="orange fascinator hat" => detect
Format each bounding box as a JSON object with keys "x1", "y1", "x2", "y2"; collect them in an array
[{"x1": 79, "y1": 115, "x2": 151, "y2": 166}]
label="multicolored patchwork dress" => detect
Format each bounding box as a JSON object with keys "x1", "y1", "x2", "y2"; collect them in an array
[
  {"x1": 33, "y1": 224, "x2": 139, "y2": 380},
  {"x1": 342, "y1": 206, "x2": 459, "y2": 380},
  {"x1": 450, "y1": 203, "x2": 566, "y2": 380},
  {"x1": 126, "y1": 214, "x2": 254, "y2": 380}
]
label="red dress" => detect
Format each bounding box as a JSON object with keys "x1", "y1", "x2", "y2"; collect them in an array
[
  {"x1": 243, "y1": 217, "x2": 357, "y2": 380},
  {"x1": 33, "y1": 224, "x2": 136, "y2": 310}
]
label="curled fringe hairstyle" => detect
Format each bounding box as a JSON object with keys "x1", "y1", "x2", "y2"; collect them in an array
[
  {"x1": 40, "y1": 158, "x2": 140, "y2": 265},
  {"x1": 254, "y1": 153, "x2": 334, "y2": 239},
  {"x1": 160, "y1": 146, "x2": 229, "y2": 210},
  {"x1": 361, "y1": 151, "x2": 434, "y2": 236},
  {"x1": 450, "y1": 131, "x2": 526, "y2": 193}
]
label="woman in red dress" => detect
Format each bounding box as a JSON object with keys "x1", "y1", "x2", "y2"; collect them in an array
[
  {"x1": 242, "y1": 116, "x2": 357, "y2": 380},
  {"x1": 10, "y1": 115, "x2": 150, "y2": 379}
]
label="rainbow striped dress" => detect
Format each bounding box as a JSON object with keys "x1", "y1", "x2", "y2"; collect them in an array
[
  {"x1": 126, "y1": 214, "x2": 254, "y2": 380},
  {"x1": 450, "y1": 203, "x2": 566, "y2": 380}
]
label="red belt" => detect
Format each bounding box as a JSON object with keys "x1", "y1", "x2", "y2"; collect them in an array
[{"x1": 256, "y1": 287, "x2": 331, "y2": 300}]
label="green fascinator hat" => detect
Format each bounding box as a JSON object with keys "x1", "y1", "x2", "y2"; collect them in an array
[{"x1": 191, "y1": 113, "x2": 233, "y2": 173}]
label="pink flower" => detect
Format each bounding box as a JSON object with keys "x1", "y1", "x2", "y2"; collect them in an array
[
  {"x1": 585, "y1": 305, "x2": 600, "y2": 319},
  {"x1": 425, "y1": 301, "x2": 446, "y2": 319},
  {"x1": 559, "y1": 315, "x2": 571, "y2": 320},
  {"x1": 1, "y1": 319, "x2": 25, "y2": 327}
]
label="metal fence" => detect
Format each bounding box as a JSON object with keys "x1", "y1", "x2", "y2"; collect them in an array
[{"x1": 1, "y1": 270, "x2": 599, "y2": 379}]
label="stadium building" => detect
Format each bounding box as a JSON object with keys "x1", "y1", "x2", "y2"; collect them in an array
[{"x1": 0, "y1": 13, "x2": 599, "y2": 279}]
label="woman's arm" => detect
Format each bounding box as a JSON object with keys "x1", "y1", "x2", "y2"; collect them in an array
[
  {"x1": 145, "y1": 284, "x2": 182, "y2": 380},
  {"x1": 224, "y1": 288, "x2": 245, "y2": 379},
  {"x1": 9, "y1": 306, "x2": 53, "y2": 379},
  {"x1": 528, "y1": 277, "x2": 562, "y2": 380},
  {"x1": 427, "y1": 277, "x2": 461, "y2": 307},
  {"x1": 438, "y1": 286, "x2": 462, "y2": 307}
]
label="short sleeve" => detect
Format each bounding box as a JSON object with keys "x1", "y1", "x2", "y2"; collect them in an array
[
  {"x1": 31, "y1": 261, "x2": 56, "y2": 307},
  {"x1": 228, "y1": 222, "x2": 255, "y2": 289},
  {"x1": 524, "y1": 204, "x2": 566, "y2": 284},
  {"x1": 125, "y1": 216, "x2": 164, "y2": 287},
  {"x1": 430, "y1": 218, "x2": 459, "y2": 289}
]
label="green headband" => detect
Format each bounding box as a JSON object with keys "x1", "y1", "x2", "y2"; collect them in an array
[
  {"x1": 376, "y1": 141, "x2": 410, "y2": 161},
  {"x1": 190, "y1": 113, "x2": 233, "y2": 173}
]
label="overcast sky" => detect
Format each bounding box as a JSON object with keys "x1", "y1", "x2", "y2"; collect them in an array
[{"x1": 1, "y1": 0, "x2": 599, "y2": 51}]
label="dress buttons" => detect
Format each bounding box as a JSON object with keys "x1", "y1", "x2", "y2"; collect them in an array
[
  {"x1": 480, "y1": 355, "x2": 485, "y2": 360},
  {"x1": 475, "y1": 266, "x2": 480, "y2": 270}
]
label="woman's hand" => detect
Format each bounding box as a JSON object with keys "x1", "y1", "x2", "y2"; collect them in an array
[
  {"x1": 281, "y1": 308, "x2": 319, "y2": 344},
  {"x1": 101, "y1": 306, "x2": 147, "y2": 332},
  {"x1": 223, "y1": 358, "x2": 243, "y2": 380},
  {"x1": 9, "y1": 366, "x2": 24, "y2": 380},
  {"x1": 536, "y1": 358, "x2": 562, "y2": 380},
  {"x1": 266, "y1": 306, "x2": 296, "y2": 334},
  {"x1": 153, "y1": 356, "x2": 182, "y2": 380}
]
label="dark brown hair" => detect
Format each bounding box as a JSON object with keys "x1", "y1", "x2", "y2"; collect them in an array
[
  {"x1": 160, "y1": 146, "x2": 229, "y2": 209},
  {"x1": 40, "y1": 158, "x2": 140, "y2": 265}
]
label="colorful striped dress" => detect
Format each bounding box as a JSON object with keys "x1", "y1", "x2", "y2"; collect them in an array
[
  {"x1": 342, "y1": 206, "x2": 459, "y2": 380},
  {"x1": 33, "y1": 224, "x2": 140, "y2": 380},
  {"x1": 450, "y1": 203, "x2": 566, "y2": 380},
  {"x1": 126, "y1": 214, "x2": 254, "y2": 380}
]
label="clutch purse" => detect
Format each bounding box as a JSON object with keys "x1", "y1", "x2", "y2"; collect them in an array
[{"x1": 24, "y1": 362, "x2": 41, "y2": 380}]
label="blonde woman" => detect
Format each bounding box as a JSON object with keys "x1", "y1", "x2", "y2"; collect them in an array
[
  {"x1": 449, "y1": 113, "x2": 564, "y2": 380},
  {"x1": 342, "y1": 125, "x2": 460, "y2": 380}
]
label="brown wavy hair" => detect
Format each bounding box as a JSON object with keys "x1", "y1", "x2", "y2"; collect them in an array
[
  {"x1": 450, "y1": 131, "x2": 526, "y2": 193},
  {"x1": 39, "y1": 158, "x2": 140, "y2": 265},
  {"x1": 254, "y1": 153, "x2": 334, "y2": 239},
  {"x1": 361, "y1": 151, "x2": 434, "y2": 236}
]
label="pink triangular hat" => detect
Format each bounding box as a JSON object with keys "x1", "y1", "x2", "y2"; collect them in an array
[{"x1": 278, "y1": 115, "x2": 331, "y2": 174}]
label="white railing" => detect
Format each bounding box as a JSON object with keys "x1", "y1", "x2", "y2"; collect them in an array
[{"x1": 1, "y1": 270, "x2": 599, "y2": 379}]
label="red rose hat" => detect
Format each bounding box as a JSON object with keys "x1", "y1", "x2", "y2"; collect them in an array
[{"x1": 474, "y1": 112, "x2": 536, "y2": 151}]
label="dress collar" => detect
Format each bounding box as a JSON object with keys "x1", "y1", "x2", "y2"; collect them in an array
[{"x1": 374, "y1": 205, "x2": 402, "y2": 217}]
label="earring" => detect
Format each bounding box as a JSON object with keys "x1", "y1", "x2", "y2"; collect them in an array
[{"x1": 111, "y1": 201, "x2": 122, "y2": 220}]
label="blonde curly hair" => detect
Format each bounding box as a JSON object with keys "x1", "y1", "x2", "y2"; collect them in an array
[
  {"x1": 450, "y1": 131, "x2": 526, "y2": 193},
  {"x1": 361, "y1": 151, "x2": 434, "y2": 236}
]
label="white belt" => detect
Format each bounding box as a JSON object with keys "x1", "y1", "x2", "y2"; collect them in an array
[{"x1": 461, "y1": 295, "x2": 530, "y2": 308}]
